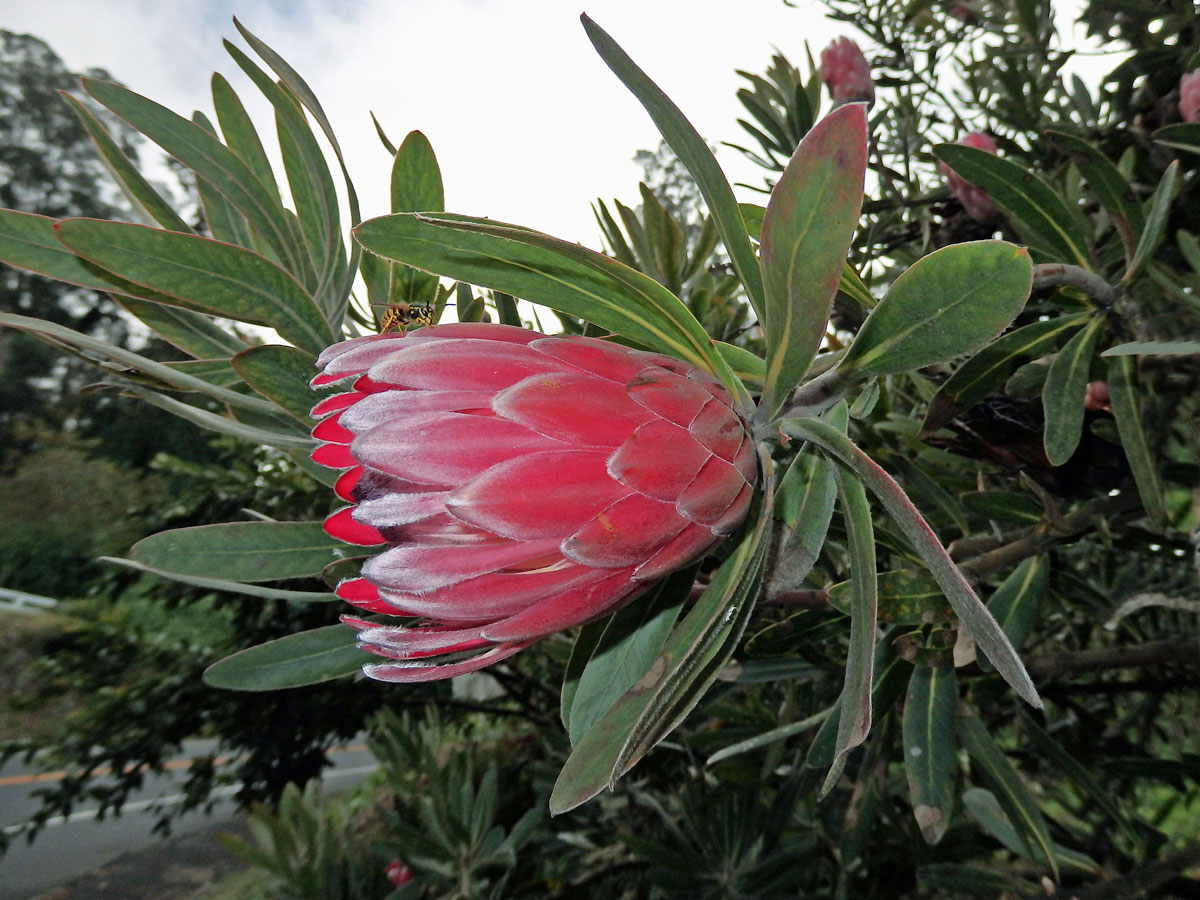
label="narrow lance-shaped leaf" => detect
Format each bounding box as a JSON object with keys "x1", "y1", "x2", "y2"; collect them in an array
[
  {"x1": 0, "y1": 313, "x2": 274, "y2": 414},
  {"x1": 934, "y1": 144, "x2": 1091, "y2": 268},
  {"x1": 550, "y1": 454, "x2": 774, "y2": 814},
  {"x1": 54, "y1": 218, "x2": 335, "y2": 354},
  {"x1": 232, "y1": 345, "x2": 323, "y2": 425},
  {"x1": 840, "y1": 241, "x2": 1033, "y2": 378},
  {"x1": 81, "y1": 77, "x2": 310, "y2": 281},
  {"x1": 204, "y1": 624, "x2": 371, "y2": 691},
  {"x1": 224, "y1": 41, "x2": 343, "y2": 311},
  {"x1": 126, "y1": 386, "x2": 315, "y2": 451},
  {"x1": 102, "y1": 556, "x2": 333, "y2": 603},
  {"x1": 130, "y1": 521, "x2": 353, "y2": 583},
  {"x1": 1041, "y1": 316, "x2": 1104, "y2": 467},
  {"x1": 959, "y1": 713, "x2": 1060, "y2": 879},
  {"x1": 60, "y1": 92, "x2": 194, "y2": 233},
  {"x1": 580, "y1": 14, "x2": 765, "y2": 321},
  {"x1": 1045, "y1": 131, "x2": 1144, "y2": 262},
  {"x1": 116, "y1": 296, "x2": 247, "y2": 360},
  {"x1": 1124, "y1": 160, "x2": 1179, "y2": 282},
  {"x1": 1107, "y1": 355, "x2": 1167, "y2": 530},
  {"x1": 760, "y1": 103, "x2": 866, "y2": 413},
  {"x1": 233, "y1": 17, "x2": 365, "y2": 312},
  {"x1": 903, "y1": 664, "x2": 958, "y2": 844},
  {"x1": 567, "y1": 566, "x2": 693, "y2": 746},
  {"x1": 779, "y1": 417, "x2": 1042, "y2": 709},
  {"x1": 211, "y1": 72, "x2": 282, "y2": 205},
  {"x1": 354, "y1": 213, "x2": 738, "y2": 396},
  {"x1": 922, "y1": 313, "x2": 1090, "y2": 434},
  {"x1": 821, "y1": 467, "x2": 878, "y2": 797},
  {"x1": 985, "y1": 556, "x2": 1049, "y2": 657},
  {"x1": 388, "y1": 131, "x2": 445, "y2": 315}
]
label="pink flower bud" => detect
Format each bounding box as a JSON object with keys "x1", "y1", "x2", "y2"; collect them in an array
[
  {"x1": 1084, "y1": 381, "x2": 1111, "y2": 413},
  {"x1": 310, "y1": 324, "x2": 756, "y2": 682},
  {"x1": 820, "y1": 37, "x2": 875, "y2": 105},
  {"x1": 1180, "y1": 69, "x2": 1200, "y2": 124},
  {"x1": 385, "y1": 860, "x2": 413, "y2": 887},
  {"x1": 939, "y1": 131, "x2": 999, "y2": 222}
]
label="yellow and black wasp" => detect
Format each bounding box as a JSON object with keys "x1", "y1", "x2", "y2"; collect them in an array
[{"x1": 375, "y1": 301, "x2": 436, "y2": 334}]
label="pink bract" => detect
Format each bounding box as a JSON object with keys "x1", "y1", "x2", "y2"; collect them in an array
[
  {"x1": 1181, "y1": 69, "x2": 1200, "y2": 124},
  {"x1": 820, "y1": 37, "x2": 875, "y2": 105},
  {"x1": 940, "y1": 131, "x2": 1000, "y2": 222},
  {"x1": 310, "y1": 323, "x2": 757, "y2": 682}
]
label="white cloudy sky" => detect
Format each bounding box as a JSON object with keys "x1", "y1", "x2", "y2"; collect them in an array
[{"x1": 2, "y1": 0, "x2": 1110, "y2": 246}]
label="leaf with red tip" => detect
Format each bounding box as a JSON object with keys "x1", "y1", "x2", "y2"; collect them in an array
[{"x1": 760, "y1": 103, "x2": 867, "y2": 414}]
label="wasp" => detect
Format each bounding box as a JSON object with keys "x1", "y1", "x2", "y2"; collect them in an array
[{"x1": 375, "y1": 301, "x2": 436, "y2": 334}]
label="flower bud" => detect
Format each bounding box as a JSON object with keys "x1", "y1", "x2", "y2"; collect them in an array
[
  {"x1": 940, "y1": 131, "x2": 999, "y2": 222},
  {"x1": 310, "y1": 324, "x2": 756, "y2": 682},
  {"x1": 1180, "y1": 69, "x2": 1200, "y2": 124},
  {"x1": 820, "y1": 37, "x2": 875, "y2": 105}
]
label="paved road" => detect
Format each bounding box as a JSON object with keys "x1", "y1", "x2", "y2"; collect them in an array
[{"x1": 0, "y1": 739, "x2": 376, "y2": 900}]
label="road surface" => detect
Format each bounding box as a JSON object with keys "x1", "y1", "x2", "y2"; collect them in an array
[{"x1": 0, "y1": 738, "x2": 376, "y2": 899}]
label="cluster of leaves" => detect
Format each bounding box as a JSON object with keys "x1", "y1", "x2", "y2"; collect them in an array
[{"x1": 0, "y1": 1, "x2": 1198, "y2": 897}]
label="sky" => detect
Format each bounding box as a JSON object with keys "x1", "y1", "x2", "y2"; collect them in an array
[{"x1": 1, "y1": 0, "x2": 1114, "y2": 248}]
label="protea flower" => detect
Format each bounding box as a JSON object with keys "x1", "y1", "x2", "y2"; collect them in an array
[
  {"x1": 940, "y1": 131, "x2": 999, "y2": 222},
  {"x1": 820, "y1": 37, "x2": 875, "y2": 105},
  {"x1": 1181, "y1": 69, "x2": 1200, "y2": 124},
  {"x1": 310, "y1": 323, "x2": 756, "y2": 682}
]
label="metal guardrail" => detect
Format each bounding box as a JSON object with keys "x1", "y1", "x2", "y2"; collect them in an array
[{"x1": 0, "y1": 588, "x2": 59, "y2": 613}]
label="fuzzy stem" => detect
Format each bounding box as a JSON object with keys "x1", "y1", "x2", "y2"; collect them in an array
[{"x1": 1032, "y1": 263, "x2": 1117, "y2": 308}]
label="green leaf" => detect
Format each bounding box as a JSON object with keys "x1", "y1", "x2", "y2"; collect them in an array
[
  {"x1": 115, "y1": 295, "x2": 246, "y2": 360},
  {"x1": 828, "y1": 569, "x2": 951, "y2": 625},
  {"x1": 903, "y1": 664, "x2": 958, "y2": 844},
  {"x1": 1041, "y1": 316, "x2": 1104, "y2": 466},
  {"x1": 958, "y1": 715, "x2": 1059, "y2": 878},
  {"x1": 224, "y1": 41, "x2": 342, "y2": 307},
  {"x1": 0, "y1": 209, "x2": 175, "y2": 303},
  {"x1": 388, "y1": 131, "x2": 445, "y2": 314},
  {"x1": 917, "y1": 864, "x2": 1033, "y2": 898},
  {"x1": 130, "y1": 521, "x2": 354, "y2": 583},
  {"x1": 779, "y1": 418, "x2": 1041, "y2": 709},
  {"x1": 567, "y1": 567, "x2": 692, "y2": 746},
  {"x1": 60, "y1": 92, "x2": 194, "y2": 233},
  {"x1": 231, "y1": 17, "x2": 364, "y2": 308},
  {"x1": 211, "y1": 73, "x2": 282, "y2": 205},
  {"x1": 962, "y1": 491, "x2": 1043, "y2": 526},
  {"x1": 706, "y1": 709, "x2": 830, "y2": 765},
  {"x1": 54, "y1": 218, "x2": 334, "y2": 354},
  {"x1": 550, "y1": 455, "x2": 773, "y2": 814},
  {"x1": 0, "y1": 313, "x2": 273, "y2": 414},
  {"x1": 714, "y1": 341, "x2": 765, "y2": 386},
  {"x1": 561, "y1": 618, "x2": 608, "y2": 733},
  {"x1": 1101, "y1": 339, "x2": 1200, "y2": 357},
  {"x1": 101, "y1": 556, "x2": 333, "y2": 602},
  {"x1": 840, "y1": 241, "x2": 1033, "y2": 377},
  {"x1": 934, "y1": 144, "x2": 1091, "y2": 268},
  {"x1": 1106, "y1": 355, "x2": 1167, "y2": 530},
  {"x1": 82, "y1": 77, "x2": 310, "y2": 280},
  {"x1": 962, "y1": 787, "x2": 1101, "y2": 876},
  {"x1": 354, "y1": 213, "x2": 736, "y2": 395},
  {"x1": 126, "y1": 386, "x2": 314, "y2": 450},
  {"x1": 821, "y1": 468, "x2": 878, "y2": 796},
  {"x1": 985, "y1": 556, "x2": 1049, "y2": 656},
  {"x1": 1124, "y1": 160, "x2": 1179, "y2": 282},
  {"x1": 1151, "y1": 122, "x2": 1200, "y2": 155},
  {"x1": 232, "y1": 344, "x2": 322, "y2": 425},
  {"x1": 204, "y1": 624, "x2": 370, "y2": 691},
  {"x1": 1044, "y1": 131, "x2": 1144, "y2": 261},
  {"x1": 922, "y1": 313, "x2": 1090, "y2": 433},
  {"x1": 760, "y1": 103, "x2": 866, "y2": 412},
  {"x1": 580, "y1": 14, "x2": 765, "y2": 321}
]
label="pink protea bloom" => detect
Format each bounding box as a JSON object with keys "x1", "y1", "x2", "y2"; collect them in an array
[
  {"x1": 820, "y1": 37, "x2": 875, "y2": 105},
  {"x1": 310, "y1": 323, "x2": 756, "y2": 683},
  {"x1": 1181, "y1": 69, "x2": 1200, "y2": 124},
  {"x1": 940, "y1": 131, "x2": 999, "y2": 222},
  {"x1": 384, "y1": 860, "x2": 413, "y2": 887}
]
